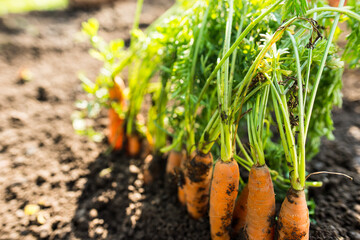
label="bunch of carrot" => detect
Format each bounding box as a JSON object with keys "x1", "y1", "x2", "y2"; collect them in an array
[{"x1": 74, "y1": 0, "x2": 360, "y2": 239}]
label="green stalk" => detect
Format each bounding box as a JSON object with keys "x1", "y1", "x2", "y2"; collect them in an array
[
  {"x1": 194, "y1": 0, "x2": 284, "y2": 116},
  {"x1": 228, "y1": 1, "x2": 247, "y2": 102},
  {"x1": 305, "y1": 0, "x2": 345, "y2": 138},
  {"x1": 287, "y1": 31, "x2": 306, "y2": 188},
  {"x1": 234, "y1": 155, "x2": 252, "y2": 171},
  {"x1": 154, "y1": 81, "x2": 169, "y2": 152},
  {"x1": 111, "y1": 52, "x2": 132, "y2": 79},
  {"x1": 306, "y1": 7, "x2": 360, "y2": 22},
  {"x1": 236, "y1": 134, "x2": 254, "y2": 165},
  {"x1": 219, "y1": 0, "x2": 234, "y2": 162},
  {"x1": 269, "y1": 78, "x2": 301, "y2": 190},
  {"x1": 270, "y1": 86, "x2": 291, "y2": 167},
  {"x1": 198, "y1": 82, "x2": 268, "y2": 154},
  {"x1": 232, "y1": 17, "x2": 299, "y2": 120},
  {"x1": 132, "y1": 0, "x2": 144, "y2": 33},
  {"x1": 185, "y1": 1, "x2": 210, "y2": 154}
]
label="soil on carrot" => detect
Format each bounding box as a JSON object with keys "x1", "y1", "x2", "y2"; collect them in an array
[{"x1": 0, "y1": 1, "x2": 359, "y2": 239}]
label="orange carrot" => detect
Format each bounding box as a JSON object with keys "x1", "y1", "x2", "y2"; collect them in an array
[
  {"x1": 177, "y1": 151, "x2": 187, "y2": 205},
  {"x1": 232, "y1": 184, "x2": 249, "y2": 236},
  {"x1": 126, "y1": 133, "x2": 141, "y2": 157},
  {"x1": 108, "y1": 77, "x2": 126, "y2": 150},
  {"x1": 184, "y1": 150, "x2": 213, "y2": 219},
  {"x1": 328, "y1": 0, "x2": 347, "y2": 7},
  {"x1": 277, "y1": 188, "x2": 309, "y2": 240},
  {"x1": 143, "y1": 154, "x2": 154, "y2": 185},
  {"x1": 108, "y1": 109, "x2": 124, "y2": 150},
  {"x1": 209, "y1": 159, "x2": 239, "y2": 240},
  {"x1": 245, "y1": 164, "x2": 275, "y2": 240},
  {"x1": 166, "y1": 150, "x2": 183, "y2": 175}
]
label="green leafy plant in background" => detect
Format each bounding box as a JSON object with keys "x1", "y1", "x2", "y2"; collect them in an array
[
  {"x1": 72, "y1": 18, "x2": 128, "y2": 143},
  {"x1": 0, "y1": 0, "x2": 68, "y2": 15}
]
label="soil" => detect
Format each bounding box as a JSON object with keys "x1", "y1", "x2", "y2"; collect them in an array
[{"x1": 0, "y1": 1, "x2": 359, "y2": 239}]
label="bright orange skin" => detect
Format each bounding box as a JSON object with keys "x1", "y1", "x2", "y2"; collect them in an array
[
  {"x1": 108, "y1": 109, "x2": 124, "y2": 150},
  {"x1": 184, "y1": 151, "x2": 213, "y2": 219},
  {"x1": 328, "y1": 0, "x2": 347, "y2": 7},
  {"x1": 209, "y1": 159, "x2": 239, "y2": 240},
  {"x1": 178, "y1": 151, "x2": 187, "y2": 206},
  {"x1": 245, "y1": 165, "x2": 275, "y2": 240},
  {"x1": 232, "y1": 184, "x2": 249, "y2": 235},
  {"x1": 126, "y1": 133, "x2": 141, "y2": 157},
  {"x1": 108, "y1": 77, "x2": 126, "y2": 150},
  {"x1": 166, "y1": 150, "x2": 183, "y2": 175},
  {"x1": 277, "y1": 188, "x2": 309, "y2": 240}
]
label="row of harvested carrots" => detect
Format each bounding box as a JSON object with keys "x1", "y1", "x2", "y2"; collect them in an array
[
  {"x1": 166, "y1": 150, "x2": 308, "y2": 240},
  {"x1": 108, "y1": 78, "x2": 309, "y2": 240}
]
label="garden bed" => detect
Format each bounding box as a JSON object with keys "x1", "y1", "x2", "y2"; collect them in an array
[{"x1": 0, "y1": 0, "x2": 359, "y2": 239}]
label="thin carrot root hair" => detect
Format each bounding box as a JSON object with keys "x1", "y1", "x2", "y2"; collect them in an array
[
  {"x1": 232, "y1": 184, "x2": 249, "y2": 237},
  {"x1": 277, "y1": 188, "x2": 309, "y2": 240},
  {"x1": 184, "y1": 150, "x2": 213, "y2": 219},
  {"x1": 209, "y1": 159, "x2": 239, "y2": 240},
  {"x1": 245, "y1": 164, "x2": 275, "y2": 240}
]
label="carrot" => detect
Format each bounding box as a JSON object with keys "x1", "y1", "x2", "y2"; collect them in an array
[
  {"x1": 232, "y1": 184, "x2": 249, "y2": 236},
  {"x1": 328, "y1": 0, "x2": 347, "y2": 7},
  {"x1": 184, "y1": 150, "x2": 213, "y2": 219},
  {"x1": 108, "y1": 108, "x2": 124, "y2": 150},
  {"x1": 177, "y1": 151, "x2": 187, "y2": 205},
  {"x1": 108, "y1": 76, "x2": 126, "y2": 150},
  {"x1": 166, "y1": 150, "x2": 183, "y2": 175},
  {"x1": 126, "y1": 133, "x2": 141, "y2": 157},
  {"x1": 277, "y1": 188, "x2": 309, "y2": 240},
  {"x1": 245, "y1": 164, "x2": 275, "y2": 240},
  {"x1": 143, "y1": 154, "x2": 154, "y2": 185},
  {"x1": 209, "y1": 159, "x2": 239, "y2": 240}
]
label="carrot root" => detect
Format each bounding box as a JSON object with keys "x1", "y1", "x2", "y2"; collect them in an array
[
  {"x1": 277, "y1": 188, "x2": 309, "y2": 240},
  {"x1": 126, "y1": 133, "x2": 141, "y2": 157},
  {"x1": 184, "y1": 150, "x2": 213, "y2": 219},
  {"x1": 232, "y1": 184, "x2": 249, "y2": 237},
  {"x1": 177, "y1": 151, "x2": 187, "y2": 205},
  {"x1": 108, "y1": 108, "x2": 124, "y2": 150},
  {"x1": 166, "y1": 150, "x2": 183, "y2": 175},
  {"x1": 245, "y1": 164, "x2": 275, "y2": 240},
  {"x1": 209, "y1": 159, "x2": 239, "y2": 240},
  {"x1": 108, "y1": 77, "x2": 126, "y2": 150}
]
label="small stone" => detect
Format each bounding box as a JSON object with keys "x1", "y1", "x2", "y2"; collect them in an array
[
  {"x1": 349, "y1": 231, "x2": 360, "y2": 240},
  {"x1": 15, "y1": 209, "x2": 25, "y2": 218},
  {"x1": 25, "y1": 147, "x2": 37, "y2": 156},
  {"x1": 89, "y1": 209, "x2": 98, "y2": 219},
  {"x1": 129, "y1": 165, "x2": 140, "y2": 174},
  {"x1": 38, "y1": 198, "x2": 51, "y2": 208},
  {"x1": 134, "y1": 179, "x2": 143, "y2": 188},
  {"x1": 37, "y1": 212, "x2": 47, "y2": 225},
  {"x1": 39, "y1": 229, "x2": 49, "y2": 239},
  {"x1": 24, "y1": 204, "x2": 40, "y2": 215},
  {"x1": 129, "y1": 192, "x2": 142, "y2": 202}
]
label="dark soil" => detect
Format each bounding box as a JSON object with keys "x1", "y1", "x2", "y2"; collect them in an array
[{"x1": 0, "y1": 1, "x2": 359, "y2": 239}]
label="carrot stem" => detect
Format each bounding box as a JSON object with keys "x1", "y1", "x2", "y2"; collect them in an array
[
  {"x1": 194, "y1": 0, "x2": 283, "y2": 116},
  {"x1": 287, "y1": 31, "x2": 306, "y2": 188}
]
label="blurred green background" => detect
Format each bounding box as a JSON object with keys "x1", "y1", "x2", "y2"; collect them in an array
[{"x1": 0, "y1": 0, "x2": 69, "y2": 15}]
